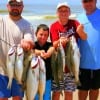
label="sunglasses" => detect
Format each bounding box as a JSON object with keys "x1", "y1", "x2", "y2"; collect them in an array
[
  {"x1": 9, "y1": 1, "x2": 22, "y2": 7},
  {"x1": 82, "y1": 0, "x2": 93, "y2": 3}
]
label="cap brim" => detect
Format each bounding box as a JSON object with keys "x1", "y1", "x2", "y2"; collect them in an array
[
  {"x1": 8, "y1": 0, "x2": 23, "y2": 3},
  {"x1": 57, "y1": 5, "x2": 69, "y2": 10}
]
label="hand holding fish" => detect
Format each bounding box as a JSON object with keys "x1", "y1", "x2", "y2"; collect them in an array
[
  {"x1": 60, "y1": 37, "x2": 69, "y2": 47},
  {"x1": 20, "y1": 39, "x2": 34, "y2": 51},
  {"x1": 40, "y1": 51, "x2": 46, "y2": 58},
  {"x1": 76, "y1": 24, "x2": 87, "y2": 40},
  {"x1": 53, "y1": 37, "x2": 69, "y2": 49},
  {"x1": 41, "y1": 47, "x2": 54, "y2": 59},
  {"x1": 41, "y1": 51, "x2": 51, "y2": 59}
]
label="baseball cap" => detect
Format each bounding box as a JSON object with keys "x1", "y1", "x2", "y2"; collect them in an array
[
  {"x1": 8, "y1": 0, "x2": 23, "y2": 3},
  {"x1": 56, "y1": 2, "x2": 70, "y2": 10}
]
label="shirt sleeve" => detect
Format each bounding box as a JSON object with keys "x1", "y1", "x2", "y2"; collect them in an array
[
  {"x1": 23, "y1": 25, "x2": 34, "y2": 42},
  {"x1": 75, "y1": 20, "x2": 80, "y2": 27},
  {"x1": 50, "y1": 24, "x2": 59, "y2": 42}
]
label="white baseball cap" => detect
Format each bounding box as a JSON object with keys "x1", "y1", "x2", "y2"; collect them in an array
[
  {"x1": 56, "y1": 2, "x2": 70, "y2": 10},
  {"x1": 8, "y1": 0, "x2": 23, "y2": 3}
]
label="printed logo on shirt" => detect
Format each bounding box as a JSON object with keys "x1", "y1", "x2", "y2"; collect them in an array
[{"x1": 59, "y1": 27, "x2": 75, "y2": 37}]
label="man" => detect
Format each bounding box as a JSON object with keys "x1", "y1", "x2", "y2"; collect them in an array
[
  {"x1": 50, "y1": 2, "x2": 87, "y2": 100},
  {"x1": 0, "y1": 0, "x2": 34, "y2": 100},
  {"x1": 77, "y1": 0, "x2": 100, "y2": 100}
]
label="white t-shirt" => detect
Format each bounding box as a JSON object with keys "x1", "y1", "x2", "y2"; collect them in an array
[{"x1": 0, "y1": 15, "x2": 34, "y2": 75}]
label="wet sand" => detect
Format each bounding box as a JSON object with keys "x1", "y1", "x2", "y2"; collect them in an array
[{"x1": 9, "y1": 90, "x2": 100, "y2": 100}]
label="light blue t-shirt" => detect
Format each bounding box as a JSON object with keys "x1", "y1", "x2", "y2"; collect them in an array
[{"x1": 77, "y1": 8, "x2": 100, "y2": 70}]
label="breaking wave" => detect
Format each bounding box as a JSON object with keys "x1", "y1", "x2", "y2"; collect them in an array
[{"x1": 23, "y1": 14, "x2": 77, "y2": 20}]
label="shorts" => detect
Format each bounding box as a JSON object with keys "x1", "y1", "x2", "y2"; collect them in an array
[
  {"x1": 35, "y1": 80, "x2": 51, "y2": 100},
  {"x1": 78, "y1": 68, "x2": 100, "y2": 90},
  {"x1": 0, "y1": 74, "x2": 24, "y2": 98},
  {"x1": 0, "y1": 74, "x2": 11, "y2": 98},
  {"x1": 11, "y1": 78, "x2": 24, "y2": 97},
  {"x1": 52, "y1": 73, "x2": 76, "y2": 92}
]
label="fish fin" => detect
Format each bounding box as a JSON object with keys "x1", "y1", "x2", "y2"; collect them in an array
[{"x1": 75, "y1": 80, "x2": 81, "y2": 86}]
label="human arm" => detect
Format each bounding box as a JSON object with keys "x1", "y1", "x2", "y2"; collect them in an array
[
  {"x1": 50, "y1": 22, "x2": 69, "y2": 48},
  {"x1": 43, "y1": 46, "x2": 55, "y2": 58},
  {"x1": 34, "y1": 49, "x2": 45, "y2": 56},
  {"x1": 35, "y1": 47, "x2": 55, "y2": 59},
  {"x1": 53, "y1": 37, "x2": 69, "y2": 48},
  {"x1": 20, "y1": 25, "x2": 35, "y2": 51},
  {"x1": 20, "y1": 39, "x2": 34, "y2": 51}
]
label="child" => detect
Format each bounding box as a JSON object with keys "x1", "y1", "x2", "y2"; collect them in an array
[
  {"x1": 34, "y1": 24, "x2": 54, "y2": 100},
  {"x1": 50, "y1": 2, "x2": 87, "y2": 100}
]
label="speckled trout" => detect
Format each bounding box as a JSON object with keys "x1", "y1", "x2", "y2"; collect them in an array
[
  {"x1": 51, "y1": 41, "x2": 65, "y2": 86},
  {"x1": 65, "y1": 36, "x2": 80, "y2": 85},
  {"x1": 38, "y1": 56, "x2": 46, "y2": 100},
  {"x1": 21, "y1": 50, "x2": 33, "y2": 90},
  {"x1": 15, "y1": 45, "x2": 24, "y2": 84},
  {"x1": 6, "y1": 46, "x2": 16, "y2": 89},
  {"x1": 26, "y1": 55, "x2": 39, "y2": 100}
]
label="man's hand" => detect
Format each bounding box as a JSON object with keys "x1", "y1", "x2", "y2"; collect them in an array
[
  {"x1": 77, "y1": 24, "x2": 87, "y2": 40},
  {"x1": 20, "y1": 39, "x2": 34, "y2": 51}
]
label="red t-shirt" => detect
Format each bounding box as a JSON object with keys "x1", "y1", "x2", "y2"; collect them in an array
[
  {"x1": 50, "y1": 19, "x2": 80, "y2": 73},
  {"x1": 50, "y1": 19, "x2": 80, "y2": 42}
]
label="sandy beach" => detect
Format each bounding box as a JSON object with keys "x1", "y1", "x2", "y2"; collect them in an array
[{"x1": 8, "y1": 89, "x2": 100, "y2": 100}]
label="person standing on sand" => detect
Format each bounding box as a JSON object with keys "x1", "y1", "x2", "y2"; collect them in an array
[
  {"x1": 0, "y1": 0, "x2": 34, "y2": 100},
  {"x1": 77, "y1": 0, "x2": 100, "y2": 100},
  {"x1": 50, "y1": 2, "x2": 87, "y2": 100},
  {"x1": 34, "y1": 24, "x2": 54, "y2": 100}
]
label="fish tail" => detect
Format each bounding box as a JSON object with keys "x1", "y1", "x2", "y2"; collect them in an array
[
  {"x1": 60, "y1": 90, "x2": 63, "y2": 96},
  {"x1": 75, "y1": 78, "x2": 81, "y2": 86},
  {"x1": 7, "y1": 79, "x2": 12, "y2": 89},
  {"x1": 39, "y1": 95, "x2": 43, "y2": 100}
]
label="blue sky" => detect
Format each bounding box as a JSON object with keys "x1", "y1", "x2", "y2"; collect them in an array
[
  {"x1": 1, "y1": 0, "x2": 100, "y2": 6},
  {"x1": 0, "y1": 0, "x2": 81, "y2": 5}
]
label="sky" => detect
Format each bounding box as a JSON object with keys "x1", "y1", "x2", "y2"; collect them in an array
[{"x1": 0, "y1": 0, "x2": 100, "y2": 6}]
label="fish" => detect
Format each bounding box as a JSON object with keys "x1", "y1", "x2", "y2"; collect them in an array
[
  {"x1": 56, "y1": 42, "x2": 65, "y2": 82},
  {"x1": 65, "y1": 36, "x2": 80, "y2": 85},
  {"x1": 59, "y1": 40, "x2": 65, "y2": 73},
  {"x1": 65, "y1": 39, "x2": 74, "y2": 74},
  {"x1": 51, "y1": 50, "x2": 59, "y2": 85},
  {"x1": 38, "y1": 56, "x2": 46, "y2": 100},
  {"x1": 15, "y1": 45, "x2": 24, "y2": 84},
  {"x1": 51, "y1": 41, "x2": 65, "y2": 88},
  {"x1": 26, "y1": 55, "x2": 39, "y2": 100},
  {"x1": 70, "y1": 36, "x2": 81, "y2": 85},
  {"x1": 51, "y1": 42, "x2": 65, "y2": 96},
  {"x1": 21, "y1": 50, "x2": 33, "y2": 90},
  {"x1": 6, "y1": 46, "x2": 16, "y2": 89}
]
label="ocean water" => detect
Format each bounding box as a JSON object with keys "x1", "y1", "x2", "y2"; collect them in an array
[{"x1": 0, "y1": 3, "x2": 83, "y2": 27}]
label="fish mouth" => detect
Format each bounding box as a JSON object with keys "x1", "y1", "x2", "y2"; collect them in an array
[
  {"x1": 31, "y1": 57, "x2": 39, "y2": 69},
  {"x1": 17, "y1": 46, "x2": 23, "y2": 56},
  {"x1": 17, "y1": 52, "x2": 23, "y2": 56},
  {"x1": 31, "y1": 63, "x2": 38, "y2": 69},
  {"x1": 8, "y1": 48, "x2": 15, "y2": 56},
  {"x1": 8, "y1": 52, "x2": 14, "y2": 56}
]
